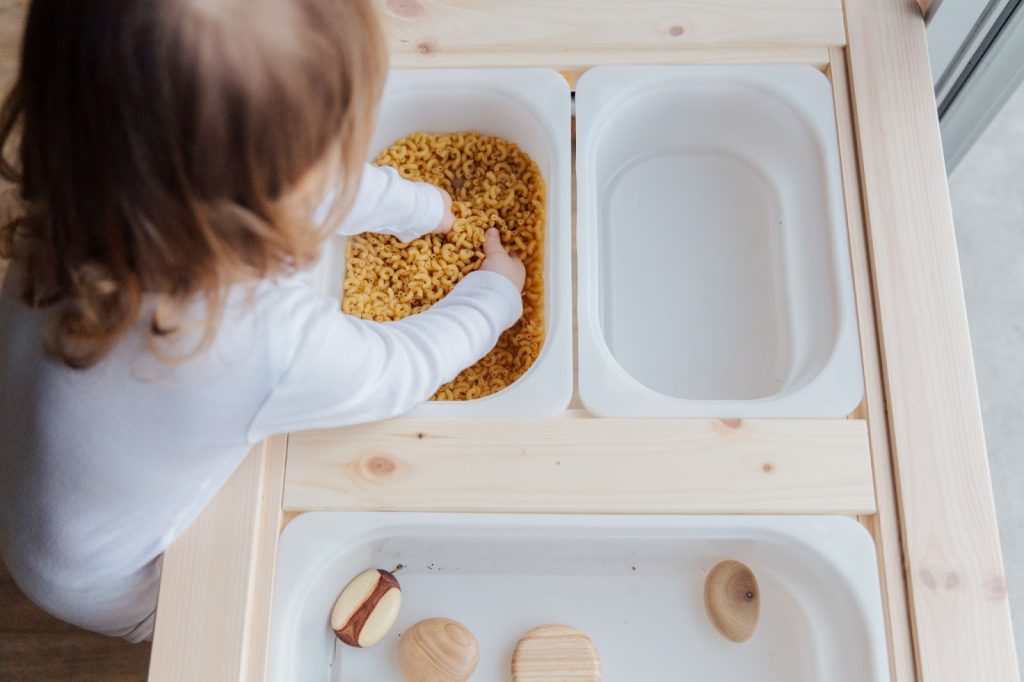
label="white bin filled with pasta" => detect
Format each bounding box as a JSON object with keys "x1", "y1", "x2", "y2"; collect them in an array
[{"x1": 310, "y1": 69, "x2": 572, "y2": 418}]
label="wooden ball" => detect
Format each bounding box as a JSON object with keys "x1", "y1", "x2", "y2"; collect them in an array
[
  {"x1": 512, "y1": 625, "x2": 601, "y2": 681},
  {"x1": 704, "y1": 560, "x2": 760, "y2": 643},
  {"x1": 398, "y1": 618, "x2": 479, "y2": 682},
  {"x1": 331, "y1": 568, "x2": 401, "y2": 648}
]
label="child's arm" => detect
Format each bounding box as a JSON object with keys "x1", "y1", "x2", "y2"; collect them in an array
[
  {"x1": 318, "y1": 164, "x2": 453, "y2": 242},
  {"x1": 247, "y1": 230, "x2": 523, "y2": 441}
]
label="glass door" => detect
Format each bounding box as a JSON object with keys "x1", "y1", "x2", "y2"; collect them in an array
[{"x1": 928, "y1": 0, "x2": 1024, "y2": 169}]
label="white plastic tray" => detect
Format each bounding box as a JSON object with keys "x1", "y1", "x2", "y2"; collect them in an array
[
  {"x1": 268, "y1": 514, "x2": 890, "y2": 681},
  {"x1": 310, "y1": 68, "x2": 573, "y2": 418},
  {"x1": 575, "y1": 65, "x2": 864, "y2": 417}
]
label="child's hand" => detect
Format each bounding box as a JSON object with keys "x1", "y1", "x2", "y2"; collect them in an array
[
  {"x1": 430, "y1": 188, "x2": 455, "y2": 234},
  {"x1": 480, "y1": 228, "x2": 525, "y2": 292}
]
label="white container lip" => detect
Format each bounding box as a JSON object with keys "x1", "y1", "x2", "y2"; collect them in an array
[
  {"x1": 312, "y1": 68, "x2": 573, "y2": 417},
  {"x1": 575, "y1": 65, "x2": 864, "y2": 417},
  {"x1": 268, "y1": 513, "x2": 890, "y2": 681}
]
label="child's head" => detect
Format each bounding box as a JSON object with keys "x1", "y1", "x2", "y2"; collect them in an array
[{"x1": 0, "y1": 0, "x2": 387, "y2": 368}]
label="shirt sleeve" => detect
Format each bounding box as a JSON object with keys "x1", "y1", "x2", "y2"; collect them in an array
[
  {"x1": 246, "y1": 270, "x2": 522, "y2": 442},
  {"x1": 315, "y1": 164, "x2": 445, "y2": 243}
]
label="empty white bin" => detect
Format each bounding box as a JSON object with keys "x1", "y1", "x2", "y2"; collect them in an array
[
  {"x1": 575, "y1": 65, "x2": 864, "y2": 417},
  {"x1": 310, "y1": 69, "x2": 573, "y2": 417}
]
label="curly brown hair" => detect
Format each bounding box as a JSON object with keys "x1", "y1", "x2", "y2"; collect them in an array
[{"x1": 0, "y1": 0, "x2": 387, "y2": 368}]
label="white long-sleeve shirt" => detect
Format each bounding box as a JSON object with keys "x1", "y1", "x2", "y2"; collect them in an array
[{"x1": 0, "y1": 165, "x2": 522, "y2": 641}]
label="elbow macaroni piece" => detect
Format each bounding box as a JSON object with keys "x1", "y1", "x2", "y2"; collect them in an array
[{"x1": 342, "y1": 132, "x2": 546, "y2": 400}]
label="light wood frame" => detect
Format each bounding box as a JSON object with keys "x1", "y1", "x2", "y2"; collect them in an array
[
  {"x1": 149, "y1": 1, "x2": 1020, "y2": 679},
  {"x1": 0, "y1": 0, "x2": 1013, "y2": 680}
]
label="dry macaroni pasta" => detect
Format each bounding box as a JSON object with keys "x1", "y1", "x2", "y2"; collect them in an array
[{"x1": 342, "y1": 132, "x2": 545, "y2": 400}]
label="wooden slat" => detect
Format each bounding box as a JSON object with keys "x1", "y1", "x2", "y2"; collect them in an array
[
  {"x1": 0, "y1": 0, "x2": 840, "y2": 90},
  {"x1": 377, "y1": 0, "x2": 842, "y2": 70},
  {"x1": 239, "y1": 437, "x2": 288, "y2": 682},
  {"x1": 396, "y1": 44, "x2": 832, "y2": 72},
  {"x1": 829, "y1": 46, "x2": 917, "y2": 682},
  {"x1": 844, "y1": 1, "x2": 1019, "y2": 680},
  {"x1": 148, "y1": 437, "x2": 287, "y2": 682},
  {"x1": 284, "y1": 418, "x2": 875, "y2": 514}
]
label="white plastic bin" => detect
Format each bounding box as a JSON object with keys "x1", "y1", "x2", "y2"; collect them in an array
[
  {"x1": 267, "y1": 513, "x2": 890, "y2": 681},
  {"x1": 575, "y1": 65, "x2": 864, "y2": 417},
  {"x1": 310, "y1": 69, "x2": 573, "y2": 417}
]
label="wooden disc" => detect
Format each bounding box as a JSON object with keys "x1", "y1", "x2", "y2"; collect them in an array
[
  {"x1": 511, "y1": 625, "x2": 601, "y2": 682},
  {"x1": 704, "y1": 560, "x2": 760, "y2": 643},
  {"x1": 398, "y1": 618, "x2": 479, "y2": 682}
]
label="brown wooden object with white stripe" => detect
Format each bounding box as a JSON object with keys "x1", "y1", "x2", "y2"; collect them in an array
[{"x1": 330, "y1": 568, "x2": 402, "y2": 648}]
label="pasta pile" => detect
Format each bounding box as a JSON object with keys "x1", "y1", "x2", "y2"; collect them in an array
[{"x1": 342, "y1": 132, "x2": 546, "y2": 400}]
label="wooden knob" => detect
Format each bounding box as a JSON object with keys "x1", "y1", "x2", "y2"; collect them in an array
[
  {"x1": 511, "y1": 624, "x2": 601, "y2": 681},
  {"x1": 398, "y1": 618, "x2": 479, "y2": 682},
  {"x1": 704, "y1": 560, "x2": 760, "y2": 643},
  {"x1": 330, "y1": 568, "x2": 401, "y2": 648}
]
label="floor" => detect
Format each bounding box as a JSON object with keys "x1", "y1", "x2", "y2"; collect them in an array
[
  {"x1": 948, "y1": 82, "x2": 1024, "y2": 665},
  {"x1": 0, "y1": 562, "x2": 151, "y2": 680}
]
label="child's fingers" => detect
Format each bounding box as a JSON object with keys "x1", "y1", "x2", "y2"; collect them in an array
[{"x1": 483, "y1": 228, "x2": 505, "y2": 256}]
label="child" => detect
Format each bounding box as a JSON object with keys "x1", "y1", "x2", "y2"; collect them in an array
[{"x1": 0, "y1": 0, "x2": 525, "y2": 642}]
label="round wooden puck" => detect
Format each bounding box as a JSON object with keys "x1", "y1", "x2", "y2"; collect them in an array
[
  {"x1": 398, "y1": 618, "x2": 479, "y2": 682},
  {"x1": 704, "y1": 560, "x2": 760, "y2": 643},
  {"x1": 511, "y1": 624, "x2": 601, "y2": 682}
]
